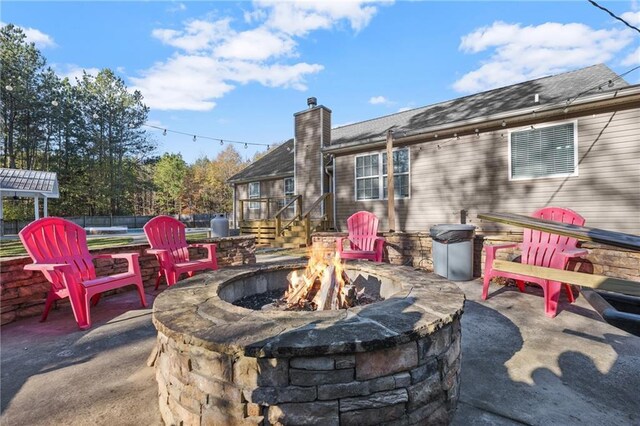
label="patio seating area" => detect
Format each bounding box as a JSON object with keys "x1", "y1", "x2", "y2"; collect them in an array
[{"x1": 1, "y1": 249, "x2": 639, "y2": 425}]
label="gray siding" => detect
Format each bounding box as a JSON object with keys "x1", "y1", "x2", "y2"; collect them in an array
[
  {"x1": 235, "y1": 178, "x2": 288, "y2": 221},
  {"x1": 335, "y1": 108, "x2": 640, "y2": 234}
]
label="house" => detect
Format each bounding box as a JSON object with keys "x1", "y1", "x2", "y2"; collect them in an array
[{"x1": 229, "y1": 64, "x2": 640, "y2": 245}]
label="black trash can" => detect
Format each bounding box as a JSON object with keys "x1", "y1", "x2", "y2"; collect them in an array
[{"x1": 430, "y1": 224, "x2": 476, "y2": 281}]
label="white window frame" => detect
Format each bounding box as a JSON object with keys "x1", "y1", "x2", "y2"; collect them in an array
[
  {"x1": 248, "y1": 181, "x2": 260, "y2": 210},
  {"x1": 282, "y1": 177, "x2": 295, "y2": 211},
  {"x1": 354, "y1": 147, "x2": 411, "y2": 201},
  {"x1": 508, "y1": 120, "x2": 579, "y2": 181},
  {"x1": 284, "y1": 177, "x2": 295, "y2": 198}
]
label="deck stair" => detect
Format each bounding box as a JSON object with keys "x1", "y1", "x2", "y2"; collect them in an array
[{"x1": 272, "y1": 220, "x2": 325, "y2": 248}]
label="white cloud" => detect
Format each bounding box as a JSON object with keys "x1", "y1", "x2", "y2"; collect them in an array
[
  {"x1": 130, "y1": 55, "x2": 234, "y2": 111},
  {"x1": 257, "y1": 0, "x2": 381, "y2": 36},
  {"x1": 134, "y1": 1, "x2": 385, "y2": 111},
  {"x1": 167, "y1": 2, "x2": 187, "y2": 13},
  {"x1": 0, "y1": 22, "x2": 56, "y2": 48},
  {"x1": 620, "y1": 11, "x2": 640, "y2": 26},
  {"x1": 224, "y1": 60, "x2": 324, "y2": 89},
  {"x1": 621, "y1": 46, "x2": 640, "y2": 66},
  {"x1": 214, "y1": 28, "x2": 296, "y2": 60},
  {"x1": 57, "y1": 65, "x2": 101, "y2": 84},
  {"x1": 453, "y1": 21, "x2": 635, "y2": 93},
  {"x1": 152, "y1": 19, "x2": 232, "y2": 53},
  {"x1": 369, "y1": 95, "x2": 389, "y2": 105}
]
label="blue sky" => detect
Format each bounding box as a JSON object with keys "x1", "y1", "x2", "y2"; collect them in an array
[{"x1": 3, "y1": 1, "x2": 639, "y2": 163}]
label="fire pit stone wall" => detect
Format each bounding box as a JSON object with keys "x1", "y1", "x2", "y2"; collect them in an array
[{"x1": 152, "y1": 262, "x2": 465, "y2": 425}]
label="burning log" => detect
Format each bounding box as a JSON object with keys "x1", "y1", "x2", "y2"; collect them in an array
[
  {"x1": 312, "y1": 264, "x2": 335, "y2": 310},
  {"x1": 284, "y1": 246, "x2": 364, "y2": 311},
  {"x1": 285, "y1": 269, "x2": 320, "y2": 305}
]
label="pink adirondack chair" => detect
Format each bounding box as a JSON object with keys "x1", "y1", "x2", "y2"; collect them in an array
[
  {"x1": 482, "y1": 207, "x2": 588, "y2": 317},
  {"x1": 19, "y1": 217, "x2": 147, "y2": 330},
  {"x1": 336, "y1": 211, "x2": 385, "y2": 262},
  {"x1": 143, "y1": 215, "x2": 218, "y2": 288}
]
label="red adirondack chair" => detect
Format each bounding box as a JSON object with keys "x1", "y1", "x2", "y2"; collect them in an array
[
  {"x1": 19, "y1": 217, "x2": 147, "y2": 330},
  {"x1": 143, "y1": 215, "x2": 218, "y2": 288},
  {"x1": 482, "y1": 207, "x2": 588, "y2": 317},
  {"x1": 336, "y1": 211, "x2": 385, "y2": 262}
]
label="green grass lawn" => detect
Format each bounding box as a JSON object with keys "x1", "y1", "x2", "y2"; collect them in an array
[{"x1": 0, "y1": 232, "x2": 210, "y2": 258}]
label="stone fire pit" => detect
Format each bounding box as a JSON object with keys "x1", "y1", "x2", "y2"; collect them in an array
[{"x1": 152, "y1": 261, "x2": 465, "y2": 425}]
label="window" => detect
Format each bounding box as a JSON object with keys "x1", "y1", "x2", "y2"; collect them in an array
[
  {"x1": 355, "y1": 148, "x2": 410, "y2": 200},
  {"x1": 280, "y1": 177, "x2": 295, "y2": 211},
  {"x1": 284, "y1": 177, "x2": 295, "y2": 198},
  {"x1": 510, "y1": 122, "x2": 577, "y2": 180},
  {"x1": 383, "y1": 149, "x2": 410, "y2": 199},
  {"x1": 249, "y1": 182, "x2": 260, "y2": 210}
]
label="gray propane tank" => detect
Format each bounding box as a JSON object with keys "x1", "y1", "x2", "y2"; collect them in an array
[{"x1": 210, "y1": 213, "x2": 229, "y2": 237}]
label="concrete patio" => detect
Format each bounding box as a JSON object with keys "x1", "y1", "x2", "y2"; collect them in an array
[{"x1": 1, "y1": 254, "x2": 638, "y2": 425}]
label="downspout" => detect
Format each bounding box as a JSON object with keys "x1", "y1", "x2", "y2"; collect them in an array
[
  {"x1": 232, "y1": 184, "x2": 237, "y2": 229},
  {"x1": 324, "y1": 155, "x2": 335, "y2": 230},
  {"x1": 320, "y1": 107, "x2": 325, "y2": 216},
  {"x1": 332, "y1": 156, "x2": 337, "y2": 230}
]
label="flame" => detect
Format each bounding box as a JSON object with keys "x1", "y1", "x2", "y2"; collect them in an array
[{"x1": 285, "y1": 245, "x2": 348, "y2": 310}]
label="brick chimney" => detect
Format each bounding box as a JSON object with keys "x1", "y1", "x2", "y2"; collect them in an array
[{"x1": 294, "y1": 98, "x2": 332, "y2": 213}]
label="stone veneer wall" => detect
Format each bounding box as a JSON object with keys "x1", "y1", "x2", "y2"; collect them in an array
[
  {"x1": 314, "y1": 232, "x2": 640, "y2": 282},
  {"x1": 155, "y1": 318, "x2": 461, "y2": 426},
  {"x1": 0, "y1": 236, "x2": 256, "y2": 326}
]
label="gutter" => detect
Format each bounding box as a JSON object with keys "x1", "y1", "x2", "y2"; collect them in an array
[
  {"x1": 323, "y1": 85, "x2": 640, "y2": 155},
  {"x1": 227, "y1": 172, "x2": 294, "y2": 185}
]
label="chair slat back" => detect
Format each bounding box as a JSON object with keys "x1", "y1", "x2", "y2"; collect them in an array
[
  {"x1": 143, "y1": 216, "x2": 190, "y2": 264},
  {"x1": 347, "y1": 211, "x2": 380, "y2": 251},
  {"x1": 521, "y1": 207, "x2": 585, "y2": 268},
  {"x1": 19, "y1": 217, "x2": 96, "y2": 288}
]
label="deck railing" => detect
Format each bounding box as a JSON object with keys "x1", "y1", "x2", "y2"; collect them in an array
[{"x1": 238, "y1": 194, "x2": 333, "y2": 246}]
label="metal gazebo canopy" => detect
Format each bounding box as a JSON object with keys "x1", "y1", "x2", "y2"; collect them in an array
[{"x1": 0, "y1": 168, "x2": 60, "y2": 222}]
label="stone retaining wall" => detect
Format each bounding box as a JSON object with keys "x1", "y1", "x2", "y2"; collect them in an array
[
  {"x1": 155, "y1": 318, "x2": 461, "y2": 426},
  {"x1": 0, "y1": 236, "x2": 256, "y2": 326},
  {"x1": 314, "y1": 231, "x2": 640, "y2": 282}
]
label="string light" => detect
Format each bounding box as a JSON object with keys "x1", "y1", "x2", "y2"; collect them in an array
[
  {"x1": 244, "y1": 143, "x2": 248, "y2": 149},
  {"x1": 267, "y1": 145, "x2": 270, "y2": 150},
  {"x1": 93, "y1": 113, "x2": 99, "y2": 119},
  {"x1": 501, "y1": 120, "x2": 506, "y2": 127},
  {"x1": 434, "y1": 133, "x2": 438, "y2": 138},
  {"x1": 5, "y1": 85, "x2": 13, "y2": 91},
  {"x1": 143, "y1": 123, "x2": 271, "y2": 148},
  {"x1": 474, "y1": 128, "x2": 480, "y2": 138},
  {"x1": 51, "y1": 100, "x2": 58, "y2": 107}
]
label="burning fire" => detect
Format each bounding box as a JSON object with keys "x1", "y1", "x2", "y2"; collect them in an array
[{"x1": 285, "y1": 245, "x2": 357, "y2": 310}]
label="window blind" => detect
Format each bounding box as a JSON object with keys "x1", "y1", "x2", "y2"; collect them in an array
[{"x1": 511, "y1": 123, "x2": 575, "y2": 179}]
